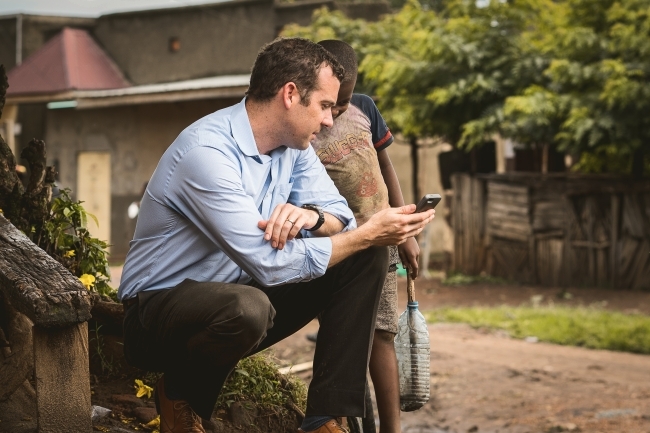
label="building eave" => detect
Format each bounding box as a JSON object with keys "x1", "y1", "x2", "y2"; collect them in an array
[{"x1": 7, "y1": 74, "x2": 251, "y2": 108}]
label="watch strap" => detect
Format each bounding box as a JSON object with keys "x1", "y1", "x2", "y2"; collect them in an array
[{"x1": 301, "y1": 204, "x2": 325, "y2": 231}]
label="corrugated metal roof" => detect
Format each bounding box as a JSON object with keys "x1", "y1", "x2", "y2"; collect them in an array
[
  {"x1": 76, "y1": 74, "x2": 250, "y2": 98},
  {"x1": 6, "y1": 27, "x2": 129, "y2": 96},
  {"x1": 7, "y1": 74, "x2": 250, "y2": 107}
]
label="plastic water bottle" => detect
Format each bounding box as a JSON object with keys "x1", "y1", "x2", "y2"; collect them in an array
[{"x1": 394, "y1": 275, "x2": 430, "y2": 411}]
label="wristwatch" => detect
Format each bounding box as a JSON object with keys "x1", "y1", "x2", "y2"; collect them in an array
[{"x1": 301, "y1": 204, "x2": 325, "y2": 231}]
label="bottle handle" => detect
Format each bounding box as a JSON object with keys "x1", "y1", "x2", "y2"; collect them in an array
[{"x1": 407, "y1": 269, "x2": 415, "y2": 303}]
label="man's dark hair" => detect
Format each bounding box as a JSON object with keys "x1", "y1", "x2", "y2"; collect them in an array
[
  {"x1": 317, "y1": 40, "x2": 358, "y2": 84},
  {"x1": 246, "y1": 38, "x2": 345, "y2": 106}
]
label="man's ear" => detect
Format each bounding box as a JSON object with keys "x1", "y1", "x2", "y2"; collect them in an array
[{"x1": 281, "y1": 82, "x2": 299, "y2": 109}]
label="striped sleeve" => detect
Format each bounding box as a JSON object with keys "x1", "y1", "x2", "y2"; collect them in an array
[{"x1": 351, "y1": 94, "x2": 394, "y2": 151}]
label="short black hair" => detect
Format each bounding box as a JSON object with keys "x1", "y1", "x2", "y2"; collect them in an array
[
  {"x1": 247, "y1": 38, "x2": 345, "y2": 106},
  {"x1": 317, "y1": 40, "x2": 358, "y2": 84}
]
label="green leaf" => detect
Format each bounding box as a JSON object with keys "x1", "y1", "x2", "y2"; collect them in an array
[{"x1": 87, "y1": 212, "x2": 99, "y2": 228}]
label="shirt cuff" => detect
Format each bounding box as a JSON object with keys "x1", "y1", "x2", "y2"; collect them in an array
[{"x1": 303, "y1": 236, "x2": 332, "y2": 280}]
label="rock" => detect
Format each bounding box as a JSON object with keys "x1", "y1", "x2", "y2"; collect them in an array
[
  {"x1": 203, "y1": 418, "x2": 225, "y2": 433},
  {"x1": 133, "y1": 406, "x2": 158, "y2": 423},
  {"x1": 91, "y1": 405, "x2": 112, "y2": 421},
  {"x1": 467, "y1": 426, "x2": 478, "y2": 432},
  {"x1": 230, "y1": 401, "x2": 258, "y2": 427},
  {"x1": 111, "y1": 393, "x2": 146, "y2": 408},
  {"x1": 0, "y1": 380, "x2": 36, "y2": 433}
]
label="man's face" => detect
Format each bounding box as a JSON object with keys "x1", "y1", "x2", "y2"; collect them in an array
[
  {"x1": 331, "y1": 79, "x2": 356, "y2": 119},
  {"x1": 287, "y1": 65, "x2": 339, "y2": 149}
]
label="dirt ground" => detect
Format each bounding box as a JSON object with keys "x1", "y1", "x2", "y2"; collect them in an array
[
  {"x1": 98, "y1": 269, "x2": 650, "y2": 433},
  {"x1": 270, "y1": 278, "x2": 650, "y2": 433}
]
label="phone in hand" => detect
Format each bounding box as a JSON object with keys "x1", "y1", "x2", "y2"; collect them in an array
[{"x1": 415, "y1": 194, "x2": 441, "y2": 213}]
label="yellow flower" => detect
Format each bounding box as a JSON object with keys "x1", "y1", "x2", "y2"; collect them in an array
[
  {"x1": 146, "y1": 416, "x2": 160, "y2": 428},
  {"x1": 64, "y1": 250, "x2": 75, "y2": 258},
  {"x1": 134, "y1": 379, "x2": 153, "y2": 399},
  {"x1": 79, "y1": 274, "x2": 95, "y2": 290}
]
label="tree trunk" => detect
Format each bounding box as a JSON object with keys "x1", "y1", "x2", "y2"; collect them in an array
[
  {"x1": 410, "y1": 136, "x2": 421, "y2": 202},
  {"x1": 632, "y1": 148, "x2": 644, "y2": 179}
]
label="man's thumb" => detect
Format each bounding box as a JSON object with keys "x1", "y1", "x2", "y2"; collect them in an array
[{"x1": 399, "y1": 204, "x2": 416, "y2": 214}]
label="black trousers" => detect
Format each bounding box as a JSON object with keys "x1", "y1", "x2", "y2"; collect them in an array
[{"x1": 122, "y1": 246, "x2": 388, "y2": 419}]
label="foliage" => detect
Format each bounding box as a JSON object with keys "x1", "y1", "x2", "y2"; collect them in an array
[
  {"x1": 427, "y1": 305, "x2": 650, "y2": 354},
  {"x1": 90, "y1": 323, "x2": 120, "y2": 377},
  {"x1": 28, "y1": 188, "x2": 114, "y2": 298},
  {"x1": 285, "y1": 0, "x2": 552, "y2": 143},
  {"x1": 216, "y1": 352, "x2": 307, "y2": 413},
  {"x1": 442, "y1": 271, "x2": 508, "y2": 286},
  {"x1": 284, "y1": 0, "x2": 650, "y2": 175}
]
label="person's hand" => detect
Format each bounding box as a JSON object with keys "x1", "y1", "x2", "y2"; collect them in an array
[
  {"x1": 257, "y1": 203, "x2": 319, "y2": 249},
  {"x1": 362, "y1": 205, "x2": 435, "y2": 247},
  {"x1": 399, "y1": 237, "x2": 420, "y2": 279}
]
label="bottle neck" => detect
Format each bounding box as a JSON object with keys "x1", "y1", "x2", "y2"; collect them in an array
[{"x1": 407, "y1": 301, "x2": 419, "y2": 310}]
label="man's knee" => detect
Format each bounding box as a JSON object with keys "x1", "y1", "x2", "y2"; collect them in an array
[{"x1": 217, "y1": 287, "x2": 275, "y2": 347}]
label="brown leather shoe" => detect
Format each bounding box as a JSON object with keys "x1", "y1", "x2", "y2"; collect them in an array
[
  {"x1": 298, "y1": 419, "x2": 348, "y2": 433},
  {"x1": 155, "y1": 376, "x2": 206, "y2": 433}
]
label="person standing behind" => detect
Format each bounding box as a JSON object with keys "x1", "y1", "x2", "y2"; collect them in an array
[
  {"x1": 118, "y1": 38, "x2": 435, "y2": 433},
  {"x1": 313, "y1": 40, "x2": 420, "y2": 433}
]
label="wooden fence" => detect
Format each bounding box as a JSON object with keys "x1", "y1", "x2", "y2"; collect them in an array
[{"x1": 451, "y1": 173, "x2": 650, "y2": 289}]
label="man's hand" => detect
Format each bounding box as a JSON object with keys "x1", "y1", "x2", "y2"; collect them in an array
[
  {"x1": 398, "y1": 237, "x2": 420, "y2": 279},
  {"x1": 328, "y1": 204, "x2": 434, "y2": 268},
  {"x1": 257, "y1": 203, "x2": 319, "y2": 249},
  {"x1": 363, "y1": 205, "x2": 435, "y2": 246}
]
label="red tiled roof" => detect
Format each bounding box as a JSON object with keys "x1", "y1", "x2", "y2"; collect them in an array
[{"x1": 7, "y1": 28, "x2": 129, "y2": 96}]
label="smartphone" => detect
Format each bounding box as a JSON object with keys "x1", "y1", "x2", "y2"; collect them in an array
[{"x1": 415, "y1": 194, "x2": 441, "y2": 213}]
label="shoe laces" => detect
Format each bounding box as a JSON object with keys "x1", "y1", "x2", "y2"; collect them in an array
[{"x1": 173, "y1": 401, "x2": 204, "y2": 432}]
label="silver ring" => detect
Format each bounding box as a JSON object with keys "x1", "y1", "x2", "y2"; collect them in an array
[{"x1": 286, "y1": 218, "x2": 295, "y2": 226}]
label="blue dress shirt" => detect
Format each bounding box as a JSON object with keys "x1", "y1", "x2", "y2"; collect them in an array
[{"x1": 118, "y1": 99, "x2": 356, "y2": 300}]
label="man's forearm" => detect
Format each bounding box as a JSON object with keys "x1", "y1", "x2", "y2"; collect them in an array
[
  {"x1": 328, "y1": 225, "x2": 374, "y2": 268},
  {"x1": 310, "y1": 213, "x2": 345, "y2": 237}
]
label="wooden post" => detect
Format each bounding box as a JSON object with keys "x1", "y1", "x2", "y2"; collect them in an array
[{"x1": 33, "y1": 323, "x2": 92, "y2": 433}]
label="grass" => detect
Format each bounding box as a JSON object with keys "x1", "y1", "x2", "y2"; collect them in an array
[
  {"x1": 426, "y1": 306, "x2": 650, "y2": 354},
  {"x1": 216, "y1": 351, "x2": 307, "y2": 412},
  {"x1": 441, "y1": 272, "x2": 509, "y2": 286}
]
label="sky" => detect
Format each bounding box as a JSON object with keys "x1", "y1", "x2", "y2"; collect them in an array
[{"x1": 0, "y1": 0, "x2": 228, "y2": 17}]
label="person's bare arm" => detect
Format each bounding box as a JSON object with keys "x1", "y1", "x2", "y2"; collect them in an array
[
  {"x1": 377, "y1": 149, "x2": 421, "y2": 278},
  {"x1": 328, "y1": 205, "x2": 434, "y2": 268}
]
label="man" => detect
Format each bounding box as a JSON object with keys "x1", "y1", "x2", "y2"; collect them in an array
[{"x1": 118, "y1": 38, "x2": 435, "y2": 433}]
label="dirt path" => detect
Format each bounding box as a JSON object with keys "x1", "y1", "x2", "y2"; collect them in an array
[{"x1": 271, "y1": 279, "x2": 650, "y2": 433}]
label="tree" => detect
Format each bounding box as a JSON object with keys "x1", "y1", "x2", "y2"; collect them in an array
[
  {"x1": 285, "y1": 0, "x2": 650, "y2": 176},
  {"x1": 466, "y1": 0, "x2": 650, "y2": 175}
]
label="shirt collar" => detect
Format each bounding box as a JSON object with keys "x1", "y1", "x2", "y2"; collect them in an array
[
  {"x1": 231, "y1": 97, "x2": 260, "y2": 158},
  {"x1": 231, "y1": 97, "x2": 288, "y2": 161}
]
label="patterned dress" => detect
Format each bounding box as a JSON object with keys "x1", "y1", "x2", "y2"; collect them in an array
[{"x1": 311, "y1": 94, "x2": 399, "y2": 333}]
